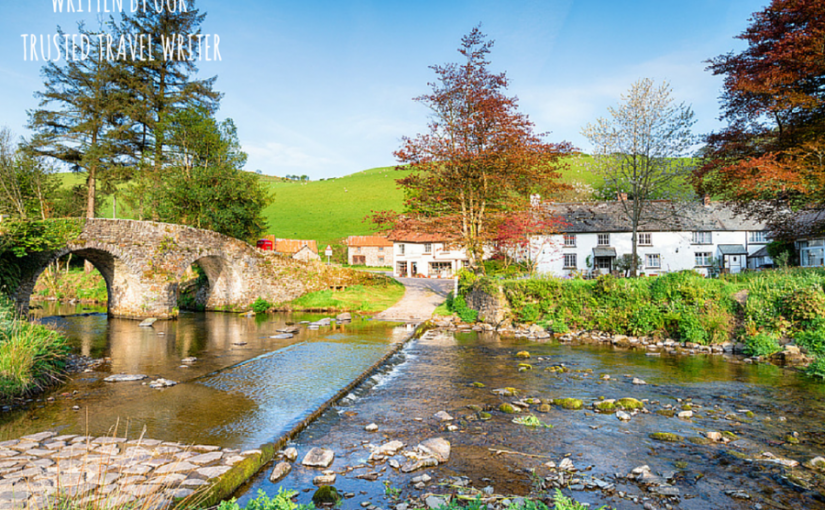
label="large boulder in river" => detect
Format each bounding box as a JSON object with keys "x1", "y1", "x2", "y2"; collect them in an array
[
  {"x1": 302, "y1": 447, "x2": 334, "y2": 468},
  {"x1": 269, "y1": 461, "x2": 292, "y2": 482},
  {"x1": 419, "y1": 438, "x2": 450, "y2": 463},
  {"x1": 336, "y1": 312, "x2": 352, "y2": 322}
]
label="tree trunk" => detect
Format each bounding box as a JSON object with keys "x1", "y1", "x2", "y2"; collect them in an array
[{"x1": 85, "y1": 165, "x2": 96, "y2": 273}]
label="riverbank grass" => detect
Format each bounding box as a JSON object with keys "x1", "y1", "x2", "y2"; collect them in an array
[
  {"x1": 0, "y1": 298, "x2": 69, "y2": 400},
  {"x1": 286, "y1": 279, "x2": 405, "y2": 313}
]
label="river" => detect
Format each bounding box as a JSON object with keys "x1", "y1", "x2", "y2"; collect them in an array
[{"x1": 7, "y1": 305, "x2": 825, "y2": 509}]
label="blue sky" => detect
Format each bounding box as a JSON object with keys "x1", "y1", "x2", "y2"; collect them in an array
[{"x1": 1, "y1": 0, "x2": 766, "y2": 178}]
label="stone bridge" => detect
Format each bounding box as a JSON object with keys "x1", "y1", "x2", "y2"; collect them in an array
[{"x1": 9, "y1": 219, "x2": 318, "y2": 320}]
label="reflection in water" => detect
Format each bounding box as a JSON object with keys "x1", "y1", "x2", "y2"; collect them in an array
[{"x1": 2, "y1": 309, "x2": 406, "y2": 448}]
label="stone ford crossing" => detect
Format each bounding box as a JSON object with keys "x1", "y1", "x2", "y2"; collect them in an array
[
  {"x1": 0, "y1": 432, "x2": 272, "y2": 510},
  {"x1": 9, "y1": 219, "x2": 319, "y2": 320}
]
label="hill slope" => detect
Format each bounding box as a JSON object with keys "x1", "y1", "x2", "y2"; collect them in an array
[{"x1": 54, "y1": 157, "x2": 601, "y2": 249}]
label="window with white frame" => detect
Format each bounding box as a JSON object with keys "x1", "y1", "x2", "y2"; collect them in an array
[
  {"x1": 749, "y1": 231, "x2": 768, "y2": 243},
  {"x1": 424, "y1": 243, "x2": 432, "y2": 254},
  {"x1": 597, "y1": 233, "x2": 610, "y2": 246},
  {"x1": 398, "y1": 244, "x2": 405, "y2": 256},
  {"x1": 692, "y1": 231, "x2": 712, "y2": 244},
  {"x1": 645, "y1": 253, "x2": 661, "y2": 268},
  {"x1": 563, "y1": 253, "x2": 577, "y2": 269},
  {"x1": 695, "y1": 252, "x2": 712, "y2": 267},
  {"x1": 800, "y1": 240, "x2": 825, "y2": 267},
  {"x1": 638, "y1": 233, "x2": 652, "y2": 246},
  {"x1": 563, "y1": 234, "x2": 576, "y2": 247}
]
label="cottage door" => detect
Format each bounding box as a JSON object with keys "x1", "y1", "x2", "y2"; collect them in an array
[{"x1": 729, "y1": 255, "x2": 742, "y2": 274}]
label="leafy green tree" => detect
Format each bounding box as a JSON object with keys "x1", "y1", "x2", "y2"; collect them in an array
[
  {"x1": 147, "y1": 107, "x2": 269, "y2": 241},
  {"x1": 25, "y1": 24, "x2": 135, "y2": 221},
  {"x1": 116, "y1": 1, "x2": 221, "y2": 176}
]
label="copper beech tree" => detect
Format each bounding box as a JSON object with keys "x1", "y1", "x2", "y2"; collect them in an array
[
  {"x1": 388, "y1": 27, "x2": 572, "y2": 272},
  {"x1": 696, "y1": 0, "x2": 825, "y2": 236}
]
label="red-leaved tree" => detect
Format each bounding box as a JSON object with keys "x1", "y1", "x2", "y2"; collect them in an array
[
  {"x1": 389, "y1": 27, "x2": 573, "y2": 272},
  {"x1": 695, "y1": 0, "x2": 825, "y2": 236}
]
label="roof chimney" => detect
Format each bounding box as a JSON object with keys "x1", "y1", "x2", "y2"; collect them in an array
[
  {"x1": 703, "y1": 195, "x2": 711, "y2": 207},
  {"x1": 617, "y1": 192, "x2": 628, "y2": 201}
]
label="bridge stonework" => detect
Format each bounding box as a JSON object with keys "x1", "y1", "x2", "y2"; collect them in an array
[{"x1": 12, "y1": 219, "x2": 316, "y2": 320}]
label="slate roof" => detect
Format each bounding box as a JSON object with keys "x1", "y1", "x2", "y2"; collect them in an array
[
  {"x1": 544, "y1": 200, "x2": 767, "y2": 233},
  {"x1": 718, "y1": 244, "x2": 748, "y2": 255},
  {"x1": 593, "y1": 247, "x2": 617, "y2": 257},
  {"x1": 387, "y1": 230, "x2": 453, "y2": 243},
  {"x1": 346, "y1": 235, "x2": 393, "y2": 247}
]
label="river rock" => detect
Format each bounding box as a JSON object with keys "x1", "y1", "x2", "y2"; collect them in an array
[
  {"x1": 418, "y1": 438, "x2": 450, "y2": 463},
  {"x1": 277, "y1": 326, "x2": 300, "y2": 334},
  {"x1": 706, "y1": 431, "x2": 723, "y2": 442},
  {"x1": 425, "y1": 495, "x2": 449, "y2": 509},
  {"x1": 374, "y1": 441, "x2": 404, "y2": 456},
  {"x1": 313, "y1": 473, "x2": 336, "y2": 485},
  {"x1": 138, "y1": 318, "x2": 157, "y2": 327},
  {"x1": 632, "y1": 378, "x2": 647, "y2": 385},
  {"x1": 434, "y1": 411, "x2": 453, "y2": 422},
  {"x1": 281, "y1": 447, "x2": 298, "y2": 462},
  {"x1": 806, "y1": 456, "x2": 825, "y2": 470},
  {"x1": 677, "y1": 410, "x2": 694, "y2": 419},
  {"x1": 365, "y1": 423, "x2": 378, "y2": 432},
  {"x1": 104, "y1": 374, "x2": 148, "y2": 383},
  {"x1": 148, "y1": 378, "x2": 177, "y2": 389},
  {"x1": 270, "y1": 334, "x2": 294, "y2": 340},
  {"x1": 558, "y1": 458, "x2": 574, "y2": 471},
  {"x1": 336, "y1": 313, "x2": 352, "y2": 322},
  {"x1": 616, "y1": 411, "x2": 631, "y2": 422},
  {"x1": 180, "y1": 357, "x2": 197, "y2": 364},
  {"x1": 302, "y1": 448, "x2": 334, "y2": 468},
  {"x1": 401, "y1": 457, "x2": 438, "y2": 473}
]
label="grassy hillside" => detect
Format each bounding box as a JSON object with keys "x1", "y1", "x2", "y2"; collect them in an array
[{"x1": 55, "y1": 157, "x2": 605, "y2": 249}]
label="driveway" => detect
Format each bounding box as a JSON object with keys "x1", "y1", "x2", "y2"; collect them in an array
[{"x1": 373, "y1": 277, "x2": 455, "y2": 323}]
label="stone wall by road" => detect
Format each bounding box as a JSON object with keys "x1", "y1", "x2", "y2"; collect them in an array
[{"x1": 465, "y1": 286, "x2": 509, "y2": 325}]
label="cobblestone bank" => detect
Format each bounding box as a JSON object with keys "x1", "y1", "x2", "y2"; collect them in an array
[{"x1": 0, "y1": 432, "x2": 267, "y2": 510}]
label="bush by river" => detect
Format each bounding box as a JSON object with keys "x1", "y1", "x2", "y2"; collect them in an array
[
  {"x1": 462, "y1": 269, "x2": 825, "y2": 377},
  {"x1": 0, "y1": 298, "x2": 69, "y2": 401}
]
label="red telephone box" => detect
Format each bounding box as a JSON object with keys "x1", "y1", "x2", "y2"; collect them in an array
[{"x1": 256, "y1": 239, "x2": 274, "y2": 251}]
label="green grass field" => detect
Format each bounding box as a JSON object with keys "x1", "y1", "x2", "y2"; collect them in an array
[{"x1": 56, "y1": 157, "x2": 604, "y2": 249}]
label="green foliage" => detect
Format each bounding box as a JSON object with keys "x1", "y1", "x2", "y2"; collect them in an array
[
  {"x1": 512, "y1": 414, "x2": 552, "y2": 428},
  {"x1": 806, "y1": 357, "x2": 825, "y2": 380},
  {"x1": 780, "y1": 286, "x2": 825, "y2": 322},
  {"x1": 0, "y1": 297, "x2": 69, "y2": 400},
  {"x1": 0, "y1": 219, "x2": 86, "y2": 258},
  {"x1": 551, "y1": 489, "x2": 609, "y2": 510},
  {"x1": 794, "y1": 323, "x2": 825, "y2": 357},
  {"x1": 218, "y1": 489, "x2": 314, "y2": 510},
  {"x1": 615, "y1": 254, "x2": 642, "y2": 277},
  {"x1": 745, "y1": 332, "x2": 781, "y2": 358},
  {"x1": 135, "y1": 107, "x2": 270, "y2": 242},
  {"x1": 252, "y1": 298, "x2": 272, "y2": 314},
  {"x1": 446, "y1": 293, "x2": 479, "y2": 323}
]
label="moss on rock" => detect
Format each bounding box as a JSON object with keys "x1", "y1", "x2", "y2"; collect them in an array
[
  {"x1": 499, "y1": 403, "x2": 519, "y2": 414},
  {"x1": 656, "y1": 409, "x2": 676, "y2": 418},
  {"x1": 552, "y1": 398, "x2": 584, "y2": 410},
  {"x1": 516, "y1": 351, "x2": 531, "y2": 358},
  {"x1": 312, "y1": 486, "x2": 341, "y2": 506},
  {"x1": 688, "y1": 437, "x2": 711, "y2": 445},
  {"x1": 593, "y1": 401, "x2": 616, "y2": 413},
  {"x1": 649, "y1": 432, "x2": 684, "y2": 442},
  {"x1": 537, "y1": 404, "x2": 552, "y2": 413},
  {"x1": 616, "y1": 398, "x2": 644, "y2": 410},
  {"x1": 471, "y1": 382, "x2": 486, "y2": 388}
]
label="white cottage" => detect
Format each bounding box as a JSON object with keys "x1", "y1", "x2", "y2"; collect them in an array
[
  {"x1": 533, "y1": 198, "x2": 772, "y2": 277},
  {"x1": 388, "y1": 231, "x2": 474, "y2": 278}
]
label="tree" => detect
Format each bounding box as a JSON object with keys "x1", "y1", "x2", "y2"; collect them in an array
[
  {"x1": 696, "y1": 1, "x2": 825, "y2": 237},
  {"x1": 25, "y1": 23, "x2": 133, "y2": 221},
  {"x1": 494, "y1": 210, "x2": 563, "y2": 274},
  {"x1": 582, "y1": 78, "x2": 696, "y2": 276},
  {"x1": 615, "y1": 254, "x2": 642, "y2": 277},
  {"x1": 393, "y1": 27, "x2": 572, "y2": 271},
  {"x1": 116, "y1": 2, "x2": 221, "y2": 176},
  {"x1": 0, "y1": 127, "x2": 60, "y2": 221},
  {"x1": 146, "y1": 107, "x2": 269, "y2": 241}
]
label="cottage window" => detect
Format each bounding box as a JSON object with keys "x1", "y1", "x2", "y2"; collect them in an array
[
  {"x1": 378, "y1": 246, "x2": 384, "y2": 252},
  {"x1": 378, "y1": 256, "x2": 385, "y2": 264},
  {"x1": 597, "y1": 234, "x2": 610, "y2": 246},
  {"x1": 563, "y1": 254, "x2": 577, "y2": 269},
  {"x1": 695, "y1": 252, "x2": 712, "y2": 267},
  {"x1": 424, "y1": 243, "x2": 432, "y2": 254},
  {"x1": 645, "y1": 253, "x2": 661, "y2": 268},
  {"x1": 398, "y1": 244, "x2": 405, "y2": 256},
  {"x1": 638, "y1": 233, "x2": 652, "y2": 246},
  {"x1": 563, "y1": 234, "x2": 576, "y2": 247},
  {"x1": 692, "y1": 231, "x2": 712, "y2": 244},
  {"x1": 356, "y1": 246, "x2": 361, "y2": 253},
  {"x1": 749, "y1": 231, "x2": 768, "y2": 243}
]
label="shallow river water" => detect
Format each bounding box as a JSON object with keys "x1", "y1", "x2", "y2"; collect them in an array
[{"x1": 7, "y1": 306, "x2": 825, "y2": 509}]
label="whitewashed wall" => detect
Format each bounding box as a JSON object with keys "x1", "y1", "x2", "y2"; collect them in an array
[
  {"x1": 533, "y1": 231, "x2": 769, "y2": 277},
  {"x1": 393, "y1": 242, "x2": 469, "y2": 278}
]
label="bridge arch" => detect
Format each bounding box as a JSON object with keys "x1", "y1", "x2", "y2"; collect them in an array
[{"x1": 177, "y1": 254, "x2": 243, "y2": 311}]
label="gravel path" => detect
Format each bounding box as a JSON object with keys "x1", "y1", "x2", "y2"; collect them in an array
[{"x1": 373, "y1": 277, "x2": 454, "y2": 323}]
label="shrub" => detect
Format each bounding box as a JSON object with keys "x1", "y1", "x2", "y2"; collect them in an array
[
  {"x1": 745, "y1": 332, "x2": 781, "y2": 357},
  {"x1": 517, "y1": 303, "x2": 540, "y2": 324},
  {"x1": 678, "y1": 309, "x2": 708, "y2": 344},
  {"x1": 219, "y1": 488, "x2": 314, "y2": 510},
  {"x1": 627, "y1": 306, "x2": 663, "y2": 336},
  {"x1": 252, "y1": 297, "x2": 272, "y2": 314},
  {"x1": 781, "y1": 286, "x2": 825, "y2": 323},
  {"x1": 806, "y1": 357, "x2": 825, "y2": 380},
  {"x1": 795, "y1": 326, "x2": 825, "y2": 356},
  {"x1": 448, "y1": 294, "x2": 478, "y2": 324}
]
